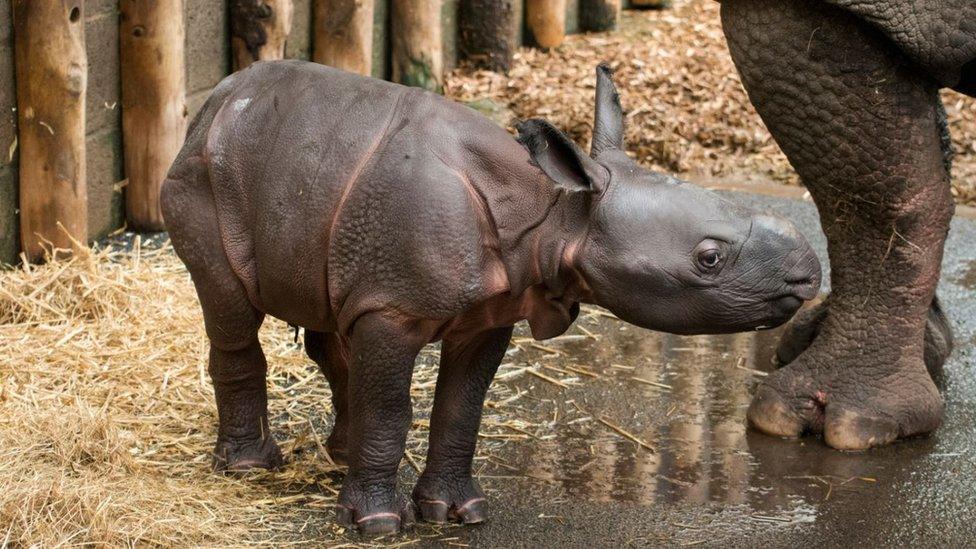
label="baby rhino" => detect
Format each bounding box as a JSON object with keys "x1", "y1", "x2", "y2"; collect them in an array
[{"x1": 162, "y1": 61, "x2": 821, "y2": 534}]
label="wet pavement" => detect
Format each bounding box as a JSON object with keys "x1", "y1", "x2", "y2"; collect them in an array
[{"x1": 413, "y1": 192, "x2": 976, "y2": 547}]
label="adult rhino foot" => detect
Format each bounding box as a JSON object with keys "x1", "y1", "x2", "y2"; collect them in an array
[
  {"x1": 412, "y1": 474, "x2": 489, "y2": 524},
  {"x1": 922, "y1": 297, "x2": 954, "y2": 382},
  {"x1": 212, "y1": 435, "x2": 284, "y2": 472},
  {"x1": 748, "y1": 351, "x2": 944, "y2": 451},
  {"x1": 774, "y1": 296, "x2": 953, "y2": 381}
]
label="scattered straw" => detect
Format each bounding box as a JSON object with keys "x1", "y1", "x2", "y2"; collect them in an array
[
  {"x1": 629, "y1": 377, "x2": 673, "y2": 390},
  {"x1": 526, "y1": 368, "x2": 572, "y2": 388},
  {"x1": 596, "y1": 418, "x2": 656, "y2": 453},
  {"x1": 733, "y1": 355, "x2": 769, "y2": 377}
]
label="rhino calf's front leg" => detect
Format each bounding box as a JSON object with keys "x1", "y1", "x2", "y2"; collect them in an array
[
  {"x1": 413, "y1": 326, "x2": 514, "y2": 524},
  {"x1": 336, "y1": 313, "x2": 429, "y2": 535}
]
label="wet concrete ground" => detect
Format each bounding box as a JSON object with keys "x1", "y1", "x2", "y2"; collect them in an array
[{"x1": 411, "y1": 192, "x2": 976, "y2": 547}]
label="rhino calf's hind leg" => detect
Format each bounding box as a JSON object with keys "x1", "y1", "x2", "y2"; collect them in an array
[
  {"x1": 207, "y1": 342, "x2": 283, "y2": 471},
  {"x1": 162, "y1": 171, "x2": 283, "y2": 472},
  {"x1": 304, "y1": 330, "x2": 351, "y2": 465},
  {"x1": 413, "y1": 326, "x2": 514, "y2": 524},
  {"x1": 722, "y1": 0, "x2": 954, "y2": 450}
]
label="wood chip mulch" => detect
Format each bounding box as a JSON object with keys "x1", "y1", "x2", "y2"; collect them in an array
[{"x1": 446, "y1": 0, "x2": 976, "y2": 205}]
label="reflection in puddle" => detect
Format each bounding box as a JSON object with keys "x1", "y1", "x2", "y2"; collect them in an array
[{"x1": 486, "y1": 305, "x2": 892, "y2": 520}]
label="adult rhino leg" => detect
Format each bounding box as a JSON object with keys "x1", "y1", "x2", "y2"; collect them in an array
[
  {"x1": 775, "y1": 97, "x2": 955, "y2": 378},
  {"x1": 413, "y1": 326, "x2": 513, "y2": 525},
  {"x1": 775, "y1": 296, "x2": 953, "y2": 382},
  {"x1": 722, "y1": 0, "x2": 954, "y2": 450},
  {"x1": 922, "y1": 297, "x2": 954, "y2": 384},
  {"x1": 305, "y1": 330, "x2": 351, "y2": 465},
  {"x1": 771, "y1": 299, "x2": 829, "y2": 368},
  {"x1": 163, "y1": 167, "x2": 283, "y2": 471}
]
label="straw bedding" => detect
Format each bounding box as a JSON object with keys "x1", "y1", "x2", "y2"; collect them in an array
[
  {"x1": 1, "y1": 242, "x2": 314, "y2": 545},
  {"x1": 0, "y1": 242, "x2": 420, "y2": 545},
  {"x1": 445, "y1": 0, "x2": 976, "y2": 204},
  {"x1": 0, "y1": 236, "x2": 573, "y2": 545}
]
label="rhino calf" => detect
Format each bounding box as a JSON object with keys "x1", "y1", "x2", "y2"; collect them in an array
[{"x1": 162, "y1": 61, "x2": 820, "y2": 534}]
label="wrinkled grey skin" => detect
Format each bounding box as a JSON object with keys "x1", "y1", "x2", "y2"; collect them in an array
[
  {"x1": 720, "y1": 0, "x2": 975, "y2": 450},
  {"x1": 162, "y1": 60, "x2": 820, "y2": 535},
  {"x1": 825, "y1": 0, "x2": 976, "y2": 95}
]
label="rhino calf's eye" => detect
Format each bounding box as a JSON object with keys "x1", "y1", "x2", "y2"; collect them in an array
[{"x1": 697, "y1": 248, "x2": 722, "y2": 270}]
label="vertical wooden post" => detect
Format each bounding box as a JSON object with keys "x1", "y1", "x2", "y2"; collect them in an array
[
  {"x1": 120, "y1": 0, "x2": 188, "y2": 232},
  {"x1": 458, "y1": 0, "x2": 519, "y2": 72},
  {"x1": 231, "y1": 0, "x2": 295, "y2": 70},
  {"x1": 12, "y1": 0, "x2": 88, "y2": 261},
  {"x1": 392, "y1": 0, "x2": 443, "y2": 92},
  {"x1": 580, "y1": 0, "x2": 619, "y2": 32},
  {"x1": 526, "y1": 0, "x2": 566, "y2": 49},
  {"x1": 313, "y1": 0, "x2": 375, "y2": 75}
]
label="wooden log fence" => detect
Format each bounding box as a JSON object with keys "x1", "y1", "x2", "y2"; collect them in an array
[
  {"x1": 1, "y1": 0, "x2": 647, "y2": 263},
  {"x1": 526, "y1": 0, "x2": 566, "y2": 49},
  {"x1": 628, "y1": 0, "x2": 672, "y2": 8},
  {"x1": 231, "y1": 0, "x2": 295, "y2": 70},
  {"x1": 120, "y1": 0, "x2": 188, "y2": 231},
  {"x1": 313, "y1": 0, "x2": 375, "y2": 75},
  {"x1": 581, "y1": 0, "x2": 620, "y2": 33},
  {"x1": 392, "y1": 0, "x2": 443, "y2": 91},
  {"x1": 458, "y1": 0, "x2": 519, "y2": 72},
  {"x1": 12, "y1": 0, "x2": 88, "y2": 262}
]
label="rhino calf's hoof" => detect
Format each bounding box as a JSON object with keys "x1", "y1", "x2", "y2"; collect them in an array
[
  {"x1": 212, "y1": 437, "x2": 284, "y2": 473},
  {"x1": 412, "y1": 475, "x2": 489, "y2": 524},
  {"x1": 336, "y1": 501, "x2": 416, "y2": 536}
]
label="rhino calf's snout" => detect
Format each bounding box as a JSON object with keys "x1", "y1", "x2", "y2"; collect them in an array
[
  {"x1": 784, "y1": 251, "x2": 822, "y2": 301},
  {"x1": 747, "y1": 214, "x2": 822, "y2": 319},
  {"x1": 755, "y1": 214, "x2": 821, "y2": 295}
]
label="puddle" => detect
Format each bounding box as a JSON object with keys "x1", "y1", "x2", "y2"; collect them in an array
[
  {"x1": 448, "y1": 192, "x2": 976, "y2": 545},
  {"x1": 472, "y1": 304, "x2": 962, "y2": 528}
]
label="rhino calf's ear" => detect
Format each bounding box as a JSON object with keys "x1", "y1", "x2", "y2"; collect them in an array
[{"x1": 516, "y1": 119, "x2": 609, "y2": 193}]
